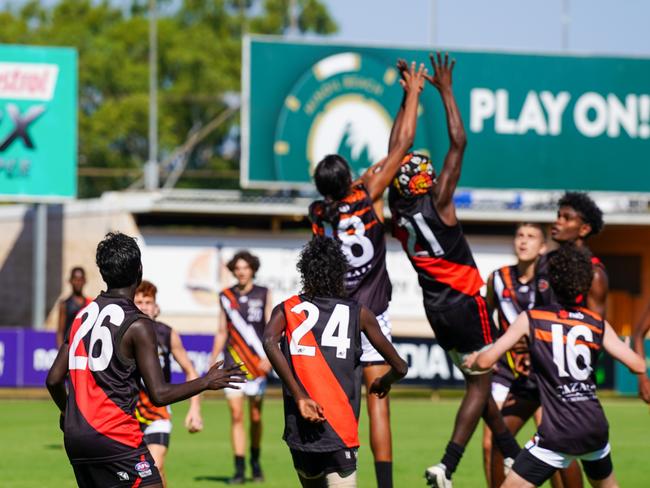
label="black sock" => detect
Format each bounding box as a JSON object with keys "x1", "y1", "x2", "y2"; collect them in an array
[
  {"x1": 234, "y1": 455, "x2": 245, "y2": 476},
  {"x1": 250, "y1": 447, "x2": 260, "y2": 466},
  {"x1": 374, "y1": 461, "x2": 392, "y2": 488},
  {"x1": 493, "y1": 431, "x2": 521, "y2": 459},
  {"x1": 440, "y1": 441, "x2": 465, "y2": 479}
]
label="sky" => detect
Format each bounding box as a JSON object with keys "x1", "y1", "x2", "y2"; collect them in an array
[
  {"x1": 0, "y1": 0, "x2": 648, "y2": 57},
  {"x1": 322, "y1": 0, "x2": 650, "y2": 57}
]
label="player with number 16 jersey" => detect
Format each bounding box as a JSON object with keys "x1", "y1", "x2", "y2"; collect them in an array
[{"x1": 465, "y1": 245, "x2": 645, "y2": 487}]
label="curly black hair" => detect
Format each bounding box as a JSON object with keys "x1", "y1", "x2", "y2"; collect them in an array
[
  {"x1": 297, "y1": 236, "x2": 348, "y2": 299},
  {"x1": 548, "y1": 244, "x2": 593, "y2": 306},
  {"x1": 558, "y1": 192, "x2": 604, "y2": 237},
  {"x1": 96, "y1": 232, "x2": 142, "y2": 289},
  {"x1": 227, "y1": 250, "x2": 260, "y2": 276}
]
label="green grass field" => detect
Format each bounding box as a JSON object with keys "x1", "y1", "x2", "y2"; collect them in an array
[{"x1": 0, "y1": 395, "x2": 647, "y2": 487}]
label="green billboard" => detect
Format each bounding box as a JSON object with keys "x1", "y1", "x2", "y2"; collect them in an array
[
  {"x1": 242, "y1": 36, "x2": 650, "y2": 192},
  {"x1": 0, "y1": 44, "x2": 77, "y2": 200}
]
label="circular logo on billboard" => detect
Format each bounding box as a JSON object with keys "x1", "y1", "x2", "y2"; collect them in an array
[{"x1": 274, "y1": 52, "x2": 402, "y2": 183}]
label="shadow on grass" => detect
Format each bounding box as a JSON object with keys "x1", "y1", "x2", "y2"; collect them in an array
[
  {"x1": 193, "y1": 475, "x2": 232, "y2": 484},
  {"x1": 44, "y1": 444, "x2": 64, "y2": 450}
]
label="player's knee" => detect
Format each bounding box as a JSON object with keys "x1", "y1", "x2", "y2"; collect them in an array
[
  {"x1": 325, "y1": 470, "x2": 357, "y2": 487},
  {"x1": 231, "y1": 409, "x2": 244, "y2": 424},
  {"x1": 250, "y1": 410, "x2": 262, "y2": 423}
]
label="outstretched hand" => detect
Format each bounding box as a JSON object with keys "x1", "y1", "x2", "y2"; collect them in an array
[
  {"x1": 204, "y1": 360, "x2": 246, "y2": 391},
  {"x1": 399, "y1": 60, "x2": 427, "y2": 94},
  {"x1": 425, "y1": 51, "x2": 455, "y2": 91},
  {"x1": 297, "y1": 397, "x2": 326, "y2": 423}
]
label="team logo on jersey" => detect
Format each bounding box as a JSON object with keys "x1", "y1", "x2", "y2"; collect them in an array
[
  {"x1": 538, "y1": 279, "x2": 550, "y2": 292},
  {"x1": 135, "y1": 461, "x2": 152, "y2": 478},
  {"x1": 116, "y1": 471, "x2": 129, "y2": 481},
  {"x1": 274, "y1": 52, "x2": 409, "y2": 182}
]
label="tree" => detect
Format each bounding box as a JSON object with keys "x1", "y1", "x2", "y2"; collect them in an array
[{"x1": 0, "y1": 0, "x2": 337, "y2": 197}]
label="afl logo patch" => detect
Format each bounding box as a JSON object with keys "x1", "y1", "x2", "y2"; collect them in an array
[{"x1": 538, "y1": 279, "x2": 550, "y2": 292}]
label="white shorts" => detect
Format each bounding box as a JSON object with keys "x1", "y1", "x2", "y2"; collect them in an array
[
  {"x1": 491, "y1": 382, "x2": 510, "y2": 404},
  {"x1": 525, "y1": 435, "x2": 611, "y2": 469},
  {"x1": 360, "y1": 310, "x2": 392, "y2": 364},
  {"x1": 225, "y1": 376, "x2": 267, "y2": 399},
  {"x1": 143, "y1": 418, "x2": 172, "y2": 435}
]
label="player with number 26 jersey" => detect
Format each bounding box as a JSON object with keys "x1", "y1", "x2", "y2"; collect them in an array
[{"x1": 65, "y1": 293, "x2": 151, "y2": 461}]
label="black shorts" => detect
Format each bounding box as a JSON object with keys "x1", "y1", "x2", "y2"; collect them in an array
[
  {"x1": 143, "y1": 432, "x2": 170, "y2": 448},
  {"x1": 424, "y1": 295, "x2": 496, "y2": 353},
  {"x1": 507, "y1": 374, "x2": 540, "y2": 404},
  {"x1": 290, "y1": 448, "x2": 357, "y2": 478},
  {"x1": 71, "y1": 451, "x2": 161, "y2": 488}
]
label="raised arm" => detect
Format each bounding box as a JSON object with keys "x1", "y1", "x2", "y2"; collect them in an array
[
  {"x1": 170, "y1": 329, "x2": 203, "y2": 432},
  {"x1": 125, "y1": 319, "x2": 244, "y2": 407},
  {"x1": 360, "y1": 306, "x2": 408, "y2": 397},
  {"x1": 465, "y1": 312, "x2": 530, "y2": 371},
  {"x1": 262, "y1": 305, "x2": 325, "y2": 423},
  {"x1": 603, "y1": 321, "x2": 645, "y2": 375},
  {"x1": 425, "y1": 52, "x2": 466, "y2": 225},
  {"x1": 387, "y1": 59, "x2": 409, "y2": 153},
  {"x1": 360, "y1": 61, "x2": 426, "y2": 202}
]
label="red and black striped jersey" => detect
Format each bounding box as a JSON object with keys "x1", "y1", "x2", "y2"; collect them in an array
[
  {"x1": 64, "y1": 293, "x2": 150, "y2": 463},
  {"x1": 389, "y1": 194, "x2": 484, "y2": 309},
  {"x1": 309, "y1": 184, "x2": 392, "y2": 315},
  {"x1": 220, "y1": 285, "x2": 269, "y2": 380},
  {"x1": 135, "y1": 321, "x2": 172, "y2": 425},
  {"x1": 280, "y1": 294, "x2": 362, "y2": 452},
  {"x1": 527, "y1": 305, "x2": 608, "y2": 454},
  {"x1": 490, "y1": 265, "x2": 536, "y2": 382},
  {"x1": 535, "y1": 250, "x2": 607, "y2": 309}
]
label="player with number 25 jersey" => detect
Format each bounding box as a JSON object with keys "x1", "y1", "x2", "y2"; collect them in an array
[{"x1": 466, "y1": 245, "x2": 645, "y2": 487}]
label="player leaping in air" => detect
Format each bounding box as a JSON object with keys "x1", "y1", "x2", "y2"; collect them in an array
[
  {"x1": 309, "y1": 60, "x2": 426, "y2": 488},
  {"x1": 387, "y1": 53, "x2": 521, "y2": 487}
]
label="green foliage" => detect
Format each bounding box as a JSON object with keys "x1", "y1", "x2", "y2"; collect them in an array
[{"x1": 0, "y1": 0, "x2": 337, "y2": 197}]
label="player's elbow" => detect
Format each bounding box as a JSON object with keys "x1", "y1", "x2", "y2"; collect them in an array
[
  {"x1": 450, "y1": 131, "x2": 467, "y2": 150},
  {"x1": 262, "y1": 337, "x2": 278, "y2": 356}
]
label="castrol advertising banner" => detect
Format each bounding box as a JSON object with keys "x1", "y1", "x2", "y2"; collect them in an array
[
  {"x1": 0, "y1": 45, "x2": 77, "y2": 200},
  {"x1": 243, "y1": 36, "x2": 650, "y2": 193}
]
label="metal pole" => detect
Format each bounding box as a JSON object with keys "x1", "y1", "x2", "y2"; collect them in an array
[
  {"x1": 145, "y1": 0, "x2": 159, "y2": 190},
  {"x1": 32, "y1": 203, "x2": 47, "y2": 330},
  {"x1": 561, "y1": 0, "x2": 570, "y2": 50},
  {"x1": 288, "y1": 0, "x2": 298, "y2": 36}
]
